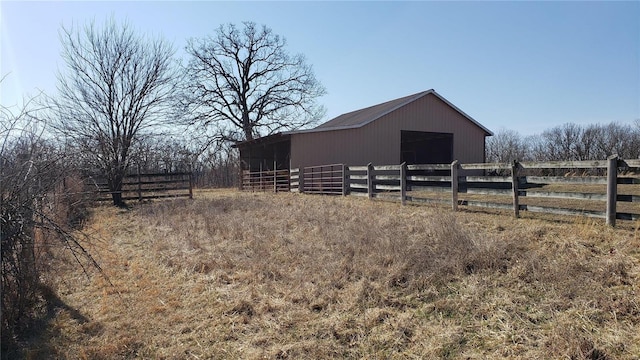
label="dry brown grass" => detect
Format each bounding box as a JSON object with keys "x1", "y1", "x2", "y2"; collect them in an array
[{"x1": 17, "y1": 189, "x2": 640, "y2": 359}]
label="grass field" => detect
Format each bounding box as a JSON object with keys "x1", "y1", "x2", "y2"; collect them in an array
[{"x1": 15, "y1": 189, "x2": 640, "y2": 359}]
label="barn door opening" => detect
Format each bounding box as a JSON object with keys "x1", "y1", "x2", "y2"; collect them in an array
[
  {"x1": 239, "y1": 138, "x2": 291, "y2": 172},
  {"x1": 401, "y1": 130, "x2": 453, "y2": 165}
]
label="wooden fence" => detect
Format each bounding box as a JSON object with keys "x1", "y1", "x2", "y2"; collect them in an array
[
  {"x1": 241, "y1": 156, "x2": 640, "y2": 227},
  {"x1": 360, "y1": 157, "x2": 639, "y2": 226},
  {"x1": 89, "y1": 172, "x2": 193, "y2": 201}
]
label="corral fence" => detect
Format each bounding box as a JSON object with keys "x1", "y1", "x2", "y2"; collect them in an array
[
  {"x1": 241, "y1": 169, "x2": 290, "y2": 192},
  {"x1": 296, "y1": 164, "x2": 347, "y2": 195},
  {"x1": 242, "y1": 156, "x2": 640, "y2": 227},
  {"x1": 88, "y1": 172, "x2": 193, "y2": 201}
]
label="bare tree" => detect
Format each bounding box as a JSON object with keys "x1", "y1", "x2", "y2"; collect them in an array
[
  {"x1": 543, "y1": 123, "x2": 584, "y2": 161},
  {"x1": 130, "y1": 136, "x2": 197, "y2": 174},
  {"x1": 184, "y1": 21, "x2": 326, "y2": 143},
  {"x1": 51, "y1": 18, "x2": 180, "y2": 207},
  {"x1": 594, "y1": 122, "x2": 640, "y2": 159},
  {"x1": 575, "y1": 124, "x2": 600, "y2": 161},
  {"x1": 516, "y1": 121, "x2": 640, "y2": 162},
  {"x1": 485, "y1": 129, "x2": 529, "y2": 163}
]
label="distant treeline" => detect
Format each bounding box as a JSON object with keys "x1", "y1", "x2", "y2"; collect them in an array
[
  {"x1": 127, "y1": 138, "x2": 239, "y2": 188},
  {"x1": 130, "y1": 121, "x2": 640, "y2": 188},
  {"x1": 40, "y1": 120, "x2": 639, "y2": 189},
  {"x1": 486, "y1": 121, "x2": 640, "y2": 163}
]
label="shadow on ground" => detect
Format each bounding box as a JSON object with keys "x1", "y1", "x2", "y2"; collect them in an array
[{"x1": 1, "y1": 284, "x2": 101, "y2": 360}]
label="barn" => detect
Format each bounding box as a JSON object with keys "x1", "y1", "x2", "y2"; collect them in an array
[{"x1": 235, "y1": 89, "x2": 492, "y2": 172}]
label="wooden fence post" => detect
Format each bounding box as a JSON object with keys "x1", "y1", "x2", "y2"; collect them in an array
[
  {"x1": 512, "y1": 160, "x2": 520, "y2": 218},
  {"x1": 606, "y1": 154, "x2": 618, "y2": 227},
  {"x1": 342, "y1": 164, "x2": 348, "y2": 196},
  {"x1": 137, "y1": 164, "x2": 142, "y2": 202},
  {"x1": 273, "y1": 161, "x2": 277, "y2": 193},
  {"x1": 288, "y1": 160, "x2": 292, "y2": 192},
  {"x1": 299, "y1": 169, "x2": 305, "y2": 193},
  {"x1": 400, "y1": 162, "x2": 407, "y2": 206},
  {"x1": 188, "y1": 173, "x2": 193, "y2": 199},
  {"x1": 367, "y1": 163, "x2": 374, "y2": 200},
  {"x1": 451, "y1": 160, "x2": 459, "y2": 211}
]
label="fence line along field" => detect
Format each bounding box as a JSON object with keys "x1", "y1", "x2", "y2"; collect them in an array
[
  {"x1": 245, "y1": 156, "x2": 640, "y2": 227},
  {"x1": 19, "y1": 189, "x2": 639, "y2": 359},
  {"x1": 88, "y1": 171, "x2": 193, "y2": 202}
]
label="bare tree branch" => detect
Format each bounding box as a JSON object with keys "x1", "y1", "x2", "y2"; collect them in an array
[
  {"x1": 183, "y1": 21, "x2": 326, "y2": 143},
  {"x1": 1, "y1": 87, "x2": 106, "y2": 352}
]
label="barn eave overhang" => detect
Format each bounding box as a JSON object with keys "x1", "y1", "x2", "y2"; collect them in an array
[{"x1": 232, "y1": 133, "x2": 292, "y2": 149}]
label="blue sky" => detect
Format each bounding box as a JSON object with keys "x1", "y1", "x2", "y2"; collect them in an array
[{"x1": 1, "y1": 1, "x2": 638, "y2": 135}]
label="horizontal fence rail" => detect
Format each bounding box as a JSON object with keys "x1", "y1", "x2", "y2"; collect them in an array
[
  {"x1": 88, "y1": 172, "x2": 193, "y2": 201},
  {"x1": 279, "y1": 156, "x2": 638, "y2": 227},
  {"x1": 241, "y1": 169, "x2": 290, "y2": 192}
]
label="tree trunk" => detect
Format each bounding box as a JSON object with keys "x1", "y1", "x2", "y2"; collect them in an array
[
  {"x1": 242, "y1": 110, "x2": 253, "y2": 141},
  {"x1": 108, "y1": 174, "x2": 126, "y2": 208},
  {"x1": 111, "y1": 191, "x2": 125, "y2": 208}
]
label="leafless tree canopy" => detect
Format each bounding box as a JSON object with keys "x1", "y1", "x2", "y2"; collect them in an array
[
  {"x1": 52, "y1": 18, "x2": 179, "y2": 206},
  {"x1": 487, "y1": 121, "x2": 640, "y2": 163},
  {"x1": 184, "y1": 21, "x2": 326, "y2": 143},
  {"x1": 485, "y1": 129, "x2": 529, "y2": 163}
]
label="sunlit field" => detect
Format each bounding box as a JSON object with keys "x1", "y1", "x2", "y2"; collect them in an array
[{"x1": 17, "y1": 189, "x2": 640, "y2": 359}]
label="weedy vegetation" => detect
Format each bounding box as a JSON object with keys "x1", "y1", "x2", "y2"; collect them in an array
[{"x1": 12, "y1": 190, "x2": 640, "y2": 359}]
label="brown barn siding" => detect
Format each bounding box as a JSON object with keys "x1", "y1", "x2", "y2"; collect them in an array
[
  {"x1": 290, "y1": 93, "x2": 487, "y2": 169},
  {"x1": 290, "y1": 127, "x2": 396, "y2": 168},
  {"x1": 366, "y1": 93, "x2": 486, "y2": 164}
]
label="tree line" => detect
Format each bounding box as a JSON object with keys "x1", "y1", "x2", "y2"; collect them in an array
[{"x1": 486, "y1": 121, "x2": 640, "y2": 164}]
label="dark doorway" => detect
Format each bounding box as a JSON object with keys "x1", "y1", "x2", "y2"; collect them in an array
[
  {"x1": 401, "y1": 131, "x2": 453, "y2": 164},
  {"x1": 238, "y1": 138, "x2": 291, "y2": 172}
]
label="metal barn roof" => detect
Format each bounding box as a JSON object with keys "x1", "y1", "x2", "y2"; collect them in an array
[
  {"x1": 235, "y1": 89, "x2": 492, "y2": 148},
  {"x1": 287, "y1": 89, "x2": 492, "y2": 136}
]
